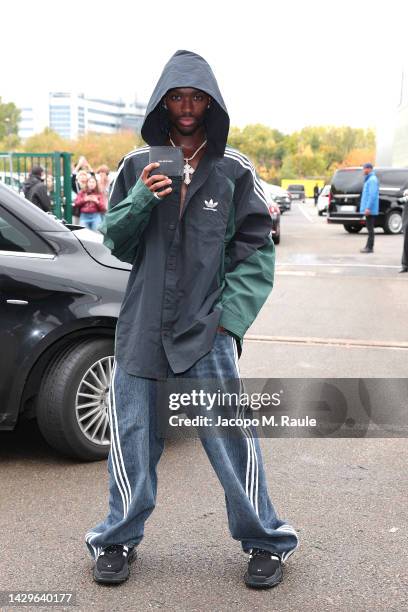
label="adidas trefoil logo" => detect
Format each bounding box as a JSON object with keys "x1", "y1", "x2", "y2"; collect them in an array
[{"x1": 203, "y1": 198, "x2": 218, "y2": 211}]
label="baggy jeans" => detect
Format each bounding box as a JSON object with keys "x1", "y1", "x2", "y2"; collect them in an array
[{"x1": 85, "y1": 332, "x2": 299, "y2": 563}]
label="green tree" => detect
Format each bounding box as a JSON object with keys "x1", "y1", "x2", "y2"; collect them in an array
[
  {"x1": 0, "y1": 97, "x2": 20, "y2": 141},
  {"x1": 281, "y1": 145, "x2": 327, "y2": 178},
  {"x1": 228, "y1": 124, "x2": 286, "y2": 184},
  {"x1": 0, "y1": 133, "x2": 21, "y2": 151}
]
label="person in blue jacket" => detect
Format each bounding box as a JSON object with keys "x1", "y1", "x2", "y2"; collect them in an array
[{"x1": 359, "y1": 162, "x2": 379, "y2": 253}]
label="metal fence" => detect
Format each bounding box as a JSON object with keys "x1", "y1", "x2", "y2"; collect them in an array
[{"x1": 0, "y1": 152, "x2": 72, "y2": 222}]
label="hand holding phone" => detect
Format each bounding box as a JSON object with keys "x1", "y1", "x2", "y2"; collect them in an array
[{"x1": 141, "y1": 163, "x2": 172, "y2": 199}]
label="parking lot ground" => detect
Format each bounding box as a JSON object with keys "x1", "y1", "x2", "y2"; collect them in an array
[
  {"x1": 1, "y1": 198, "x2": 407, "y2": 611},
  {"x1": 0, "y1": 423, "x2": 407, "y2": 612}
]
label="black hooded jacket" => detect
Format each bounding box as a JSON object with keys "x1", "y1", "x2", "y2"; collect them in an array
[
  {"x1": 100, "y1": 50, "x2": 275, "y2": 379},
  {"x1": 23, "y1": 175, "x2": 51, "y2": 212}
]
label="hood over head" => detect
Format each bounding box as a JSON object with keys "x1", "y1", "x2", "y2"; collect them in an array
[{"x1": 141, "y1": 50, "x2": 229, "y2": 156}]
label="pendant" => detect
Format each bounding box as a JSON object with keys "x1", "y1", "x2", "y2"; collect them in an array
[{"x1": 183, "y1": 162, "x2": 195, "y2": 185}]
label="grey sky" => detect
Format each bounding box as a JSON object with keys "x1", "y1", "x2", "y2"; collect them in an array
[{"x1": 2, "y1": 0, "x2": 404, "y2": 133}]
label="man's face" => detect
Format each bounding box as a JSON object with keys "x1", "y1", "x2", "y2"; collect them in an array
[
  {"x1": 363, "y1": 167, "x2": 372, "y2": 176},
  {"x1": 164, "y1": 88, "x2": 211, "y2": 136}
]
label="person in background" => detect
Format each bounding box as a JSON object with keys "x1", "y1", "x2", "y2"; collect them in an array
[
  {"x1": 313, "y1": 183, "x2": 319, "y2": 206},
  {"x1": 74, "y1": 175, "x2": 106, "y2": 231},
  {"x1": 71, "y1": 156, "x2": 94, "y2": 195},
  {"x1": 96, "y1": 165, "x2": 111, "y2": 212},
  {"x1": 398, "y1": 188, "x2": 408, "y2": 273},
  {"x1": 72, "y1": 169, "x2": 90, "y2": 223},
  {"x1": 23, "y1": 166, "x2": 51, "y2": 212},
  {"x1": 46, "y1": 174, "x2": 55, "y2": 210},
  {"x1": 359, "y1": 162, "x2": 379, "y2": 254}
]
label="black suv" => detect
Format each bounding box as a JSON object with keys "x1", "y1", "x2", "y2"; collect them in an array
[
  {"x1": 287, "y1": 184, "x2": 306, "y2": 202},
  {"x1": 0, "y1": 183, "x2": 130, "y2": 461},
  {"x1": 327, "y1": 167, "x2": 408, "y2": 234}
]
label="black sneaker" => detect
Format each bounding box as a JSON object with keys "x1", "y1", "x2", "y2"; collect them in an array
[
  {"x1": 93, "y1": 544, "x2": 136, "y2": 584},
  {"x1": 360, "y1": 247, "x2": 373, "y2": 253},
  {"x1": 244, "y1": 548, "x2": 283, "y2": 589}
]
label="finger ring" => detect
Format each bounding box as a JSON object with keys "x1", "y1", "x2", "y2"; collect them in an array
[{"x1": 153, "y1": 191, "x2": 161, "y2": 200}]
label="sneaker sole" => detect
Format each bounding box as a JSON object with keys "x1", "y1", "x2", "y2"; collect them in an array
[
  {"x1": 244, "y1": 566, "x2": 283, "y2": 589},
  {"x1": 93, "y1": 549, "x2": 137, "y2": 585}
]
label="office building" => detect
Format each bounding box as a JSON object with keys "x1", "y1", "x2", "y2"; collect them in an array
[{"x1": 17, "y1": 93, "x2": 146, "y2": 140}]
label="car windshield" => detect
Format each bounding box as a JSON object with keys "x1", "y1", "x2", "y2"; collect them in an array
[{"x1": 288, "y1": 185, "x2": 304, "y2": 191}]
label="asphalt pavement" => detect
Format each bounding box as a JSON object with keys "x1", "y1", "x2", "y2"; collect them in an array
[{"x1": 1, "y1": 201, "x2": 407, "y2": 612}]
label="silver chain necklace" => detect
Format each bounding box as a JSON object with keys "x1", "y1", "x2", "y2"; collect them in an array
[{"x1": 169, "y1": 136, "x2": 207, "y2": 185}]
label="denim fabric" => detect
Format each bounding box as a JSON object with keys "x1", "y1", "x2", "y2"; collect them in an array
[
  {"x1": 80, "y1": 212, "x2": 102, "y2": 231},
  {"x1": 85, "y1": 333, "x2": 299, "y2": 562}
]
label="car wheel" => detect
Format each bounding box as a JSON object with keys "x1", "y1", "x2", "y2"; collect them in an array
[
  {"x1": 343, "y1": 224, "x2": 363, "y2": 233},
  {"x1": 318, "y1": 210, "x2": 324, "y2": 216},
  {"x1": 383, "y1": 210, "x2": 402, "y2": 234},
  {"x1": 36, "y1": 338, "x2": 114, "y2": 461}
]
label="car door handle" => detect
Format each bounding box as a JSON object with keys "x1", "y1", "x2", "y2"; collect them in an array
[{"x1": 6, "y1": 299, "x2": 29, "y2": 305}]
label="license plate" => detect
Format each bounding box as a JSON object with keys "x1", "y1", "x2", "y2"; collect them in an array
[{"x1": 339, "y1": 205, "x2": 356, "y2": 212}]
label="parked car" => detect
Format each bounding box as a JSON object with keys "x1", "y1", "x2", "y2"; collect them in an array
[
  {"x1": 317, "y1": 184, "x2": 331, "y2": 216},
  {"x1": 287, "y1": 184, "x2": 306, "y2": 202},
  {"x1": 260, "y1": 181, "x2": 281, "y2": 244},
  {"x1": 327, "y1": 167, "x2": 408, "y2": 234},
  {"x1": 0, "y1": 183, "x2": 131, "y2": 461},
  {"x1": 261, "y1": 180, "x2": 291, "y2": 213}
]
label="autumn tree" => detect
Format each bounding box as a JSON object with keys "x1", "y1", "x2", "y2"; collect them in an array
[
  {"x1": 71, "y1": 131, "x2": 143, "y2": 169},
  {"x1": 340, "y1": 147, "x2": 375, "y2": 168},
  {"x1": 18, "y1": 129, "x2": 143, "y2": 170},
  {"x1": 229, "y1": 125, "x2": 284, "y2": 164},
  {"x1": 1, "y1": 121, "x2": 376, "y2": 184},
  {"x1": 23, "y1": 128, "x2": 71, "y2": 153}
]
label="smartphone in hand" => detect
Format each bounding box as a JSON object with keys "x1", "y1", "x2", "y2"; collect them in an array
[{"x1": 148, "y1": 146, "x2": 184, "y2": 178}]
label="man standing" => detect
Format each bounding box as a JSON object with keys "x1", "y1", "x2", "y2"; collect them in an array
[
  {"x1": 23, "y1": 166, "x2": 51, "y2": 212},
  {"x1": 359, "y1": 162, "x2": 379, "y2": 253},
  {"x1": 313, "y1": 183, "x2": 319, "y2": 206},
  {"x1": 85, "y1": 50, "x2": 298, "y2": 589},
  {"x1": 398, "y1": 188, "x2": 408, "y2": 273}
]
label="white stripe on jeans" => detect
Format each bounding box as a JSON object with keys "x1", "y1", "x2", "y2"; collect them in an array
[
  {"x1": 109, "y1": 361, "x2": 132, "y2": 517},
  {"x1": 231, "y1": 337, "x2": 259, "y2": 517}
]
